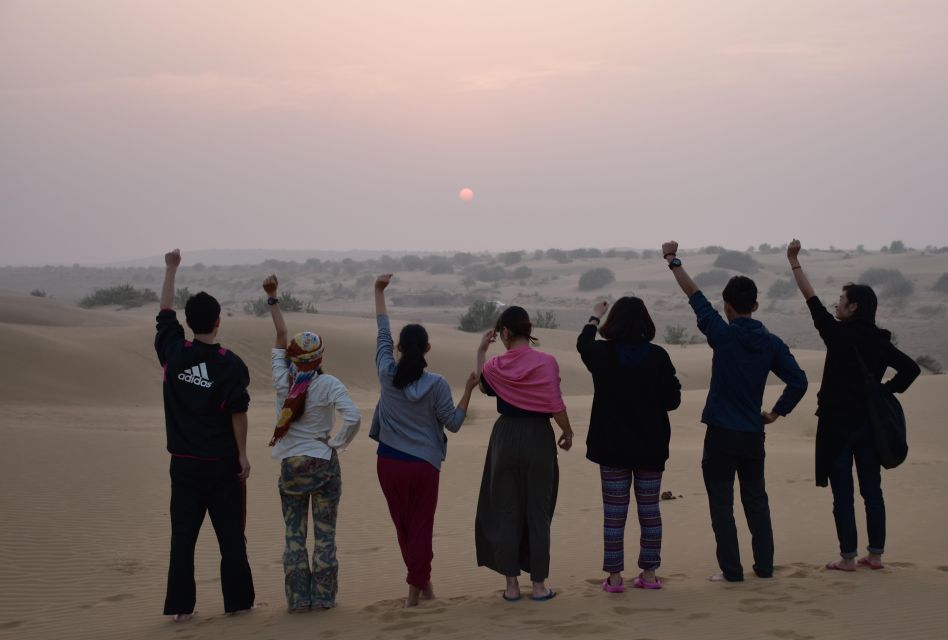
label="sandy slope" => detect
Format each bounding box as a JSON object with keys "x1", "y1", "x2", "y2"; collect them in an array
[{"x1": 1, "y1": 294, "x2": 946, "y2": 640}]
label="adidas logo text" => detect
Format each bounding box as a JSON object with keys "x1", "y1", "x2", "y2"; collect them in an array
[{"x1": 178, "y1": 363, "x2": 213, "y2": 388}]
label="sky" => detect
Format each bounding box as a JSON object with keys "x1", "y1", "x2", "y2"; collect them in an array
[{"x1": 2, "y1": 0, "x2": 947, "y2": 265}]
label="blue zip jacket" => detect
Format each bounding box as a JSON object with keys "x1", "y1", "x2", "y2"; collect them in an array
[{"x1": 689, "y1": 291, "x2": 807, "y2": 432}]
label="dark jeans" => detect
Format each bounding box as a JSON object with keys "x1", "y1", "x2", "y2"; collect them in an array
[
  {"x1": 701, "y1": 426, "x2": 773, "y2": 581},
  {"x1": 164, "y1": 456, "x2": 255, "y2": 615},
  {"x1": 828, "y1": 424, "x2": 885, "y2": 558}
]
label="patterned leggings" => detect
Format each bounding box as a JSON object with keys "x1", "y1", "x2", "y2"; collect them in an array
[{"x1": 601, "y1": 466, "x2": 663, "y2": 573}]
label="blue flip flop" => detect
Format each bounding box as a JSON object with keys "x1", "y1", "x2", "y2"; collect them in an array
[
  {"x1": 529, "y1": 589, "x2": 557, "y2": 602},
  {"x1": 502, "y1": 592, "x2": 522, "y2": 602}
]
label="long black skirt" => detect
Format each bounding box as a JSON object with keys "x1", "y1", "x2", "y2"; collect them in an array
[{"x1": 474, "y1": 415, "x2": 559, "y2": 582}]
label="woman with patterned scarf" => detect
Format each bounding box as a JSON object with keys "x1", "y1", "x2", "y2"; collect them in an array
[{"x1": 263, "y1": 275, "x2": 362, "y2": 613}]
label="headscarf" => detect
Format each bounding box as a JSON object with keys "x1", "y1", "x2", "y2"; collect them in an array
[{"x1": 269, "y1": 331, "x2": 324, "y2": 446}]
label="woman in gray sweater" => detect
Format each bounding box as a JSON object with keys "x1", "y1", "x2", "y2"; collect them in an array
[{"x1": 369, "y1": 273, "x2": 478, "y2": 607}]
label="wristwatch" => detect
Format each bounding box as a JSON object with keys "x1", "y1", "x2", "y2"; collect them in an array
[
  {"x1": 668, "y1": 258, "x2": 682, "y2": 270},
  {"x1": 588, "y1": 315, "x2": 601, "y2": 324},
  {"x1": 267, "y1": 297, "x2": 279, "y2": 306}
]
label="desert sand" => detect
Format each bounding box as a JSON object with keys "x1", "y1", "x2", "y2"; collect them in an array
[{"x1": 1, "y1": 290, "x2": 947, "y2": 640}]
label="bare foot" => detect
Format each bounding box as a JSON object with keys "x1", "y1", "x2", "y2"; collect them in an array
[
  {"x1": 708, "y1": 573, "x2": 728, "y2": 582},
  {"x1": 406, "y1": 585, "x2": 421, "y2": 608},
  {"x1": 858, "y1": 555, "x2": 884, "y2": 570},
  {"x1": 170, "y1": 613, "x2": 193, "y2": 623},
  {"x1": 504, "y1": 576, "x2": 521, "y2": 601},
  {"x1": 826, "y1": 559, "x2": 857, "y2": 572},
  {"x1": 227, "y1": 605, "x2": 255, "y2": 617},
  {"x1": 421, "y1": 582, "x2": 436, "y2": 600}
]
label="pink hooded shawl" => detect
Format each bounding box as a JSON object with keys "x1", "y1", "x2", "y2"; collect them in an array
[{"x1": 481, "y1": 346, "x2": 566, "y2": 414}]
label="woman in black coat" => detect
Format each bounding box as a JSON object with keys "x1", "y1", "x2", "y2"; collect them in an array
[
  {"x1": 787, "y1": 240, "x2": 920, "y2": 572},
  {"x1": 578, "y1": 298, "x2": 681, "y2": 593}
]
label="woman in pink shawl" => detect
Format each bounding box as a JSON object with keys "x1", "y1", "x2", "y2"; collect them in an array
[{"x1": 474, "y1": 306, "x2": 574, "y2": 602}]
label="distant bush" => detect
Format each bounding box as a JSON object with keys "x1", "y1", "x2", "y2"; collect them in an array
[
  {"x1": 887, "y1": 240, "x2": 907, "y2": 254},
  {"x1": 916, "y1": 355, "x2": 943, "y2": 374},
  {"x1": 568, "y1": 248, "x2": 602, "y2": 259},
  {"x1": 80, "y1": 284, "x2": 158, "y2": 309},
  {"x1": 546, "y1": 249, "x2": 572, "y2": 264},
  {"x1": 859, "y1": 268, "x2": 913, "y2": 299},
  {"x1": 533, "y1": 310, "x2": 559, "y2": 329},
  {"x1": 700, "y1": 245, "x2": 727, "y2": 255},
  {"x1": 713, "y1": 251, "x2": 759, "y2": 273},
  {"x1": 663, "y1": 324, "x2": 690, "y2": 345},
  {"x1": 305, "y1": 303, "x2": 319, "y2": 314},
  {"x1": 693, "y1": 270, "x2": 732, "y2": 288},
  {"x1": 511, "y1": 265, "x2": 533, "y2": 279},
  {"x1": 400, "y1": 255, "x2": 424, "y2": 271},
  {"x1": 426, "y1": 257, "x2": 454, "y2": 275},
  {"x1": 499, "y1": 251, "x2": 524, "y2": 266},
  {"x1": 933, "y1": 273, "x2": 948, "y2": 294},
  {"x1": 578, "y1": 268, "x2": 615, "y2": 291},
  {"x1": 468, "y1": 264, "x2": 507, "y2": 282},
  {"x1": 174, "y1": 287, "x2": 192, "y2": 309},
  {"x1": 459, "y1": 300, "x2": 501, "y2": 332},
  {"x1": 453, "y1": 252, "x2": 477, "y2": 266},
  {"x1": 29, "y1": 289, "x2": 46, "y2": 297},
  {"x1": 767, "y1": 278, "x2": 797, "y2": 300},
  {"x1": 243, "y1": 291, "x2": 305, "y2": 316}
]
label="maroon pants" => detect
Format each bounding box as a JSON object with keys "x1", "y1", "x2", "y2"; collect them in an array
[{"x1": 376, "y1": 456, "x2": 440, "y2": 589}]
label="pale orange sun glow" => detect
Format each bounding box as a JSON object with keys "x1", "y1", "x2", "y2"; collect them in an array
[{"x1": 458, "y1": 187, "x2": 474, "y2": 202}]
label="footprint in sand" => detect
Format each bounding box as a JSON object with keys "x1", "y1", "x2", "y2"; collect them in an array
[
  {"x1": 887, "y1": 561, "x2": 914, "y2": 568},
  {"x1": 768, "y1": 631, "x2": 815, "y2": 640},
  {"x1": 102, "y1": 593, "x2": 134, "y2": 603},
  {"x1": 738, "y1": 598, "x2": 787, "y2": 613},
  {"x1": 805, "y1": 609, "x2": 834, "y2": 618},
  {"x1": 686, "y1": 612, "x2": 712, "y2": 620},
  {"x1": 0, "y1": 621, "x2": 25, "y2": 630},
  {"x1": 937, "y1": 566, "x2": 948, "y2": 573}
]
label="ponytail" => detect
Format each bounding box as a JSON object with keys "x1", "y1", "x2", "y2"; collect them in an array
[
  {"x1": 393, "y1": 324, "x2": 429, "y2": 389},
  {"x1": 495, "y1": 306, "x2": 538, "y2": 346}
]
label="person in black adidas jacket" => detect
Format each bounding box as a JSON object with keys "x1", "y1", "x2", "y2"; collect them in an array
[{"x1": 156, "y1": 249, "x2": 255, "y2": 621}]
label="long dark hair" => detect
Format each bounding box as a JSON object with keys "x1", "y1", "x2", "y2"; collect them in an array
[
  {"x1": 599, "y1": 296, "x2": 656, "y2": 343},
  {"x1": 842, "y1": 283, "x2": 878, "y2": 324},
  {"x1": 495, "y1": 306, "x2": 538, "y2": 346},
  {"x1": 393, "y1": 324, "x2": 429, "y2": 389}
]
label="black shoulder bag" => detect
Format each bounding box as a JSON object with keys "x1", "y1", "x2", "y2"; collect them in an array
[{"x1": 855, "y1": 349, "x2": 908, "y2": 469}]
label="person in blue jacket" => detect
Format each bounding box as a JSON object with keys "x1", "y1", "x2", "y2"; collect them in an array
[{"x1": 661, "y1": 241, "x2": 808, "y2": 582}]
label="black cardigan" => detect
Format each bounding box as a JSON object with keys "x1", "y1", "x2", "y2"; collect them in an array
[
  {"x1": 577, "y1": 324, "x2": 682, "y2": 471},
  {"x1": 806, "y1": 296, "x2": 920, "y2": 486}
]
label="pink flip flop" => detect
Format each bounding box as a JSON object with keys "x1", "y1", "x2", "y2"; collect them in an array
[
  {"x1": 602, "y1": 577, "x2": 625, "y2": 593},
  {"x1": 857, "y1": 557, "x2": 884, "y2": 570},
  {"x1": 633, "y1": 574, "x2": 663, "y2": 590}
]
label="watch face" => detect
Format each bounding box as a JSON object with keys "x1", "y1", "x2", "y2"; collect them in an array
[{"x1": 669, "y1": 258, "x2": 682, "y2": 268}]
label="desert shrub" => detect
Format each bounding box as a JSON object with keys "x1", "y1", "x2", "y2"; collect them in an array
[
  {"x1": 427, "y1": 257, "x2": 454, "y2": 274},
  {"x1": 468, "y1": 264, "x2": 507, "y2": 282},
  {"x1": 460, "y1": 275, "x2": 476, "y2": 288},
  {"x1": 767, "y1": 278, "x2": 797, "y2": 300},
  {"x1": 533, "y1": 310, "x2": 559, "y2": 329},
  {"x1": 933, "y1": 273, "x2": 948, "y2": 294},
  {"x1": 713, "y1": 251, "x2": 759, "y2": 273},
  {"x1": 578, "y1": 268, "x2": 615, "y2": 291},
  {"x1": 458, "y1": 300, "x2": 501, "y2": 332},
  {"x1": 859, "y1": 268, "x2": 913, "y2": 299},
  {"x1": 546, "y1": 249, "x2": 571, "y2": 263},
  {"x1": 693, "y1": 270, "x2": 732, "y2": 288},
  {"x1": 916, "y1": 355, "x2": 943, "y2": 374},
  {"x1": 640, "y1": 249, "x2": 659, "y2": 260},
  {"x1": 278, "y1": 291, "x2": 305, "y2": 312},
  {"x1": 174, "y1": 287, "x2": 192, "y2": 308},
  {"x1": 663, "y1": 324, "x2": 689, "y2": 345},
  {"x1": 29, "y1": 289, "x2": 46, "y2": 297},
  {"x1": 915, "y1": 305, "x2": 945, "y2": 318},
  {"x1": 511, "y1": 265, "x2": 533, "y2": 279},
  {"x1": 700, "y1": 245, "x2": 727, "y2": 255},
  {"x1": 569, "y1": 248, "x2": 602, "y2": 259},
  {"x1": 499, "y1": 251, "x2": 524, "y2": 266},
  {"x1": 400, "y1": 255, "x2": 424, "y2": 271},
  {"x1": 887, "y1": 240, "x2": 907, "y2": 254},
  {"x1": 243, "y1": 298, "x2": 268, "y2": 316},
  {"x1": 80, "y1": 284, "x2": 158, "y2": 309},
  {"x1": 305, "y1": 303, "x2": 319, "y2": 314},
  {"x1": 453, "y1": 252, "x2": 477, "y2": 266}
]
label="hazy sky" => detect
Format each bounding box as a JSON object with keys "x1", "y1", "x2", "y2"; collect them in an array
[{"x1": 2, "y1": 1, "x2": 947, "y2": 265}]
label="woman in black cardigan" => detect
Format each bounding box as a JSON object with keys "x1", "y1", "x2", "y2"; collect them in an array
[
  {"x1": 787, "y1": 240, "x2": 919, "y2": 572},
  {"x1": 578, "y1": 298, "x2": 681, "y2": 593}
]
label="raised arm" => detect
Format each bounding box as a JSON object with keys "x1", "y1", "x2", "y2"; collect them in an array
[
  {"x1": 263, "y1": 274, "x2": 288, "y2": 349},
  {"x1": 160, "y1": 249, "x2": 181, "y2": 309},
  {"x1": 475, "y1": 329, "x2": 496, "y2": 393},
  {"x1": 375, "y1": 273, "x2": 392, "y2": 316},
  {"x1": 661, "y1": 241, "x2": 699, "y2": 297},
  {"x1": 577, "y1": 301, "x2": 608, "y2": 367},
  {"x1": 786, "y1": 239, "x2": 816, "y2": 300},
  {"x1": 434, "y1": 373, "x2": 480, "y2": 433}
]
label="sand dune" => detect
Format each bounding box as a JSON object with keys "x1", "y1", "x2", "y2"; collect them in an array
[{"x1": 1, "y1": 293, "x2": 946, "y2": 640}]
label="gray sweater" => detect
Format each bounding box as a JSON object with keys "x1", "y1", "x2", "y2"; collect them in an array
[{"x1": 369, "y1": 315, "x2": 465, "y2": 469}]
